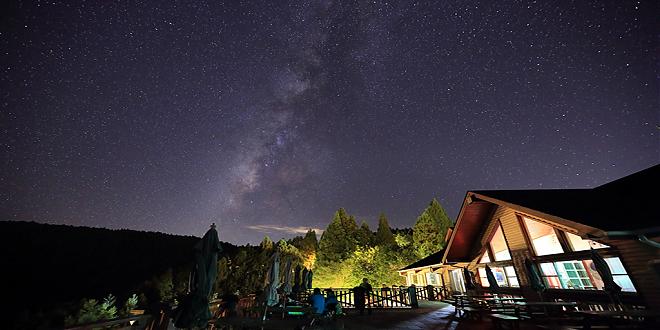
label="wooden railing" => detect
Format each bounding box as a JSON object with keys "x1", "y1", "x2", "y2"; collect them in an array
[
  {"x1": 290, "y1": 287, "x2": 414, "y2": 309},
  {"x1": 414, "y1": 285, "x2": 446, "y2": 301},
  {"x1": 218, "y1": 285, "x2": 453, "y2": 319}
]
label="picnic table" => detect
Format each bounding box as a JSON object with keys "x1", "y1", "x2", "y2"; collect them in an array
[{"x1": 576, "y1": 309, "x2": 660, "y2": 329}]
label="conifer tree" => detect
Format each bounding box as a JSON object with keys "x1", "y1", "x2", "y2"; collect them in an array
[
  {"x1": 260, "y1": 236, "x2": 274, "y2": 250},
  {"x1": 356, "y1": 221, "x2": 374, "y2": 247},
  {"x1": 300, "y1": 230, "x2": 318, "y2": 269},
  {"x1": 317, "y1": 208, "x2": 356, "y2": 265},
  {"x1": 413, "y1": 199, "x2": 452, "y2": 258},
  {"x1": 375, "y1": 213, "x2": 396, "y2": 247}
]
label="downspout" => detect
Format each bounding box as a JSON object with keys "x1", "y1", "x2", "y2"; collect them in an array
[
  {"x1": 598, "y1": 230, "x2": 660, "y2": 249},
  {"x1": 637, "y1": 235, "x2": 660, "y2": 249}
]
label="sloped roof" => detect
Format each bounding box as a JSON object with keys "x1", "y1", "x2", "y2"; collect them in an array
[
  {"x1": 445, "y1": 164, "x2": 660, "y2": 263},
  {"x1": 400, "y1": 248, "x2": 446, "y2": 271},
  {"x1": 474, "y1": 164, "x2": 660, "y2": 233}
]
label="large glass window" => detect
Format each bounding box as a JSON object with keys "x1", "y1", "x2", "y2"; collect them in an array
[
  {"x1": 605, "y1": 257, "x2": 636, "y2": 292},
  {"x1": 539, "y1": 258, "x2": 636, "y2": 292},
  {"x1": 489, "y1": 225, "x2": 511, "y2": 261},
  {"x1": 451, "y1": 269, "x2": 466, "y2": 293},
  {"x1": 490, "y1": 266, "x2": 509, "y2": 286},
  {"x1": 539, "y1": 262, "x2": 562, "y2": 289},
  {"x1": 523, "y1": 217, "x2": 564, "y2": 256},
  {"x1": 505, "y1": 266, "x2": 520, "y2": 287},
  {"x1": 479, "y1": 251, "x2": 490, "y2": 263},
  {"x1": 477, "y1": 268, "x2": 489, "y2": 287},
  {"x1": 426, "y1": 272, "x2": 440, "y2": 286},
  {"x1": 539, "y1": 260, "x2": 594, "y2": 289},
  {"x1": 566, "y1": 232, "x2": 609, "y2": 251}
]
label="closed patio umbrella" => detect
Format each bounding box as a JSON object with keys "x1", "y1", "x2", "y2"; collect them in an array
[
  {"x1": 262, "y1": 252, "x2": 280, "y2": 321},
  {"x1": 264, "y1": 252, "x2": 280, "y2": 307},
  {"x1": 524, "y1": 258, "x2": 546, "y2": 300},
  {"x1": 485, "y1": 265, "x2": 500, "y2": 293},
  {"x1": 301, "y1": 268, "x2": 309, "y2": 290},
  {"x1": 590, "y1": 249, "x2": 621, "y2": 293},
  {"x1": 463, "y1": 267, "x2": 476, "y2": 290},
  {"x1": 293, "y1": 265, "x2": 302, "y2": 293},
  {"x1": 524, "y1": 258, "x2": 545, "y2": 292},
  {"x1": 173, "y1": 223, "x2": 222, "y2": 328},
  {"x1": 590, "y1": 248, "x2": 621, "y2": 307},
  {"x1": 306, "y1": 270, "x2": 313, "y2": 290},
  {"x1": 282, "y1": 257, "x2": 293, "y2": 295}
]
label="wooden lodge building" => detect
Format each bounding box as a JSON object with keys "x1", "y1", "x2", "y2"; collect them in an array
[{"x1": 400, "y1": 165, "x2": 660, "y2": 309}]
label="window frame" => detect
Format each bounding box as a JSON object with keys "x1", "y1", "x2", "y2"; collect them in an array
[
  {"x1": 515, "y1": 213, "x2": 639, "y2": 294},
  {"x1": 475, "y1": 220, "x2": 518, "y2": 288},
  {"x1": 518, "y1": 215, "x2": 570, "y2": 256},
  {"x1": 485, "y1": 220, "x2": 513, "y2": 262}
]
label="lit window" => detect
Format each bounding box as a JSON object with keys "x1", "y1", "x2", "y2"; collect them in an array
[
  {"x1": 477, "y1": 268, "x2": 489, "y2": 287},
  {"x1": 523, "y1": 217, "x2": 564, "y2": 256},
  {"x1": 539, "y1": 262, "x2": 562, "y2": 289},
  {"x1": 450, "y1": 269, "x2": 466, "y2": 292},
  {"x1": 489, "y1": 225, "x2": 511, "y2": 261},
  {"x1": 558, "y1": 260, "x2": 594, "y2": 289},
  {"x1": 490, "y1": 266, "x2": 509, "y2": 286},
  {"x1": 479, "y1": 251, "x2": 490, "y2": 263},
  {"x1": 566, "y1": 232, "x2": 609, "y2": 251},
  {"x1": 505, "y1": 266, "x2": 520, "y2": 287},
  {"x1": 605, "y1": 257, "x2": 636, "y2": 292},
  {"x1": 540, "y1": 260, "x2": 594, "y2": 289},
  {"x1": 426, "y1": 272, "x2": 440, "y2": 286},
  {"x1": 538, "y1": 258, "x2": 634, "y2": 292},
  {"x1": 590, "y1": 257, "x2": 637, "y2": 292}
]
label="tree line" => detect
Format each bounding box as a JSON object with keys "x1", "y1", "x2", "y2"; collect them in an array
[{"x1": 212, "y1": 198, "x2": 453, "y2": 295}]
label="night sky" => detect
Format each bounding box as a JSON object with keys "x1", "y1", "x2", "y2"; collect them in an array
[{"x1": 1, "y1": 1, "x2": 658, "y2": 244}]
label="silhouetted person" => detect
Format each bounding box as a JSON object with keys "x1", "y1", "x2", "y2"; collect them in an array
[
  {"x1": 308, "y1": 288, "x2": 325, "y2": 315},
  {"x1": 220, "y1": 291, "x2": 239, "y2": 318},
  {"x1": 360, "y1": 278, "x2": 373, "y2": 314},
  {"x1": 325, "y1": 289, "x2": 338, "y2": 315},
  {"x1": 353, "y1": 285, "x2": 366, "y2": 315}
]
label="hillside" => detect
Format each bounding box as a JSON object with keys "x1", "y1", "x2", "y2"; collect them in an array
[{"x1": 1, "y1": 221, "x2": 235, "y2": 326}]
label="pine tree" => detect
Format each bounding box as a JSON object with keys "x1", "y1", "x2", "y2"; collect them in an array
[
  {"x1": 356, "y1": 221, "x2": 374, "y2": 247},
  {"x1": 375, "y1": 213, "x2": 396, "y2": 247},
  {"x1": 300, "y1": 229, "x2": 318, "y2": 269},
  {"x1": 428, "y1": 198, "x2": 452, "y2": 243},
  {"x1": 260, "y1": 236, "x2": 274, "y2": 250},
  {"x1": 413, "y1": 199, "x2": 452, "y2": 258},
  {"x1": 317, "y1": 208, "x2": 357, "y2": 265}
]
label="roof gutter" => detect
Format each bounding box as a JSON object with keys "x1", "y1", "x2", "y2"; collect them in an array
[
  {"x1": 636, "y1": 235, "x2": 660, "y2": 249},
  {"x1": 593, "y1": 228, "x2": 660, "y2": 249}
]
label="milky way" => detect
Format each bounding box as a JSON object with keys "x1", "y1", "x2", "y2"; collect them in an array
[{"x1": 1, "y1": 1, "x2": 658, "y2": 244}]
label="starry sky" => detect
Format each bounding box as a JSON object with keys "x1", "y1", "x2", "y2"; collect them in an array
[{"x1": 1, "y1": 1, "x2": 658, "y2": 244}]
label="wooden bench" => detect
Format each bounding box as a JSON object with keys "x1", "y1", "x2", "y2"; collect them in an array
[
  {"x1": 490, "y1": 313, "x2": 520, "y2": 330},
  {"x1": 461, "y1": 306, "x2": 486, "y2": 320}
]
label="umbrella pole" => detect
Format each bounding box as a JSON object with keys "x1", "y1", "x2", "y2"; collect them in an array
[{"x1": 282, "y1": 293, "x2": 286, "y2": 319}]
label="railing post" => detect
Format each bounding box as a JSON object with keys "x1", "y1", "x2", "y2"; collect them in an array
[
  {"x1": 426, "y1": 285, "x2": 436, "y2": 301},
  {"x1": 408, "y1": 285, "x2": 418, "y2": 308}
]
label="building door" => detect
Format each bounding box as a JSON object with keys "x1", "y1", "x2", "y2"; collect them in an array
[{"x1": 450, "y1": 269, "x2": 466, "y2": 293}]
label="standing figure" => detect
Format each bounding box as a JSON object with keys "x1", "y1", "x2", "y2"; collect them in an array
[{"x1": 359, "y1": 278, "x2": 373, "y2": 314}]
